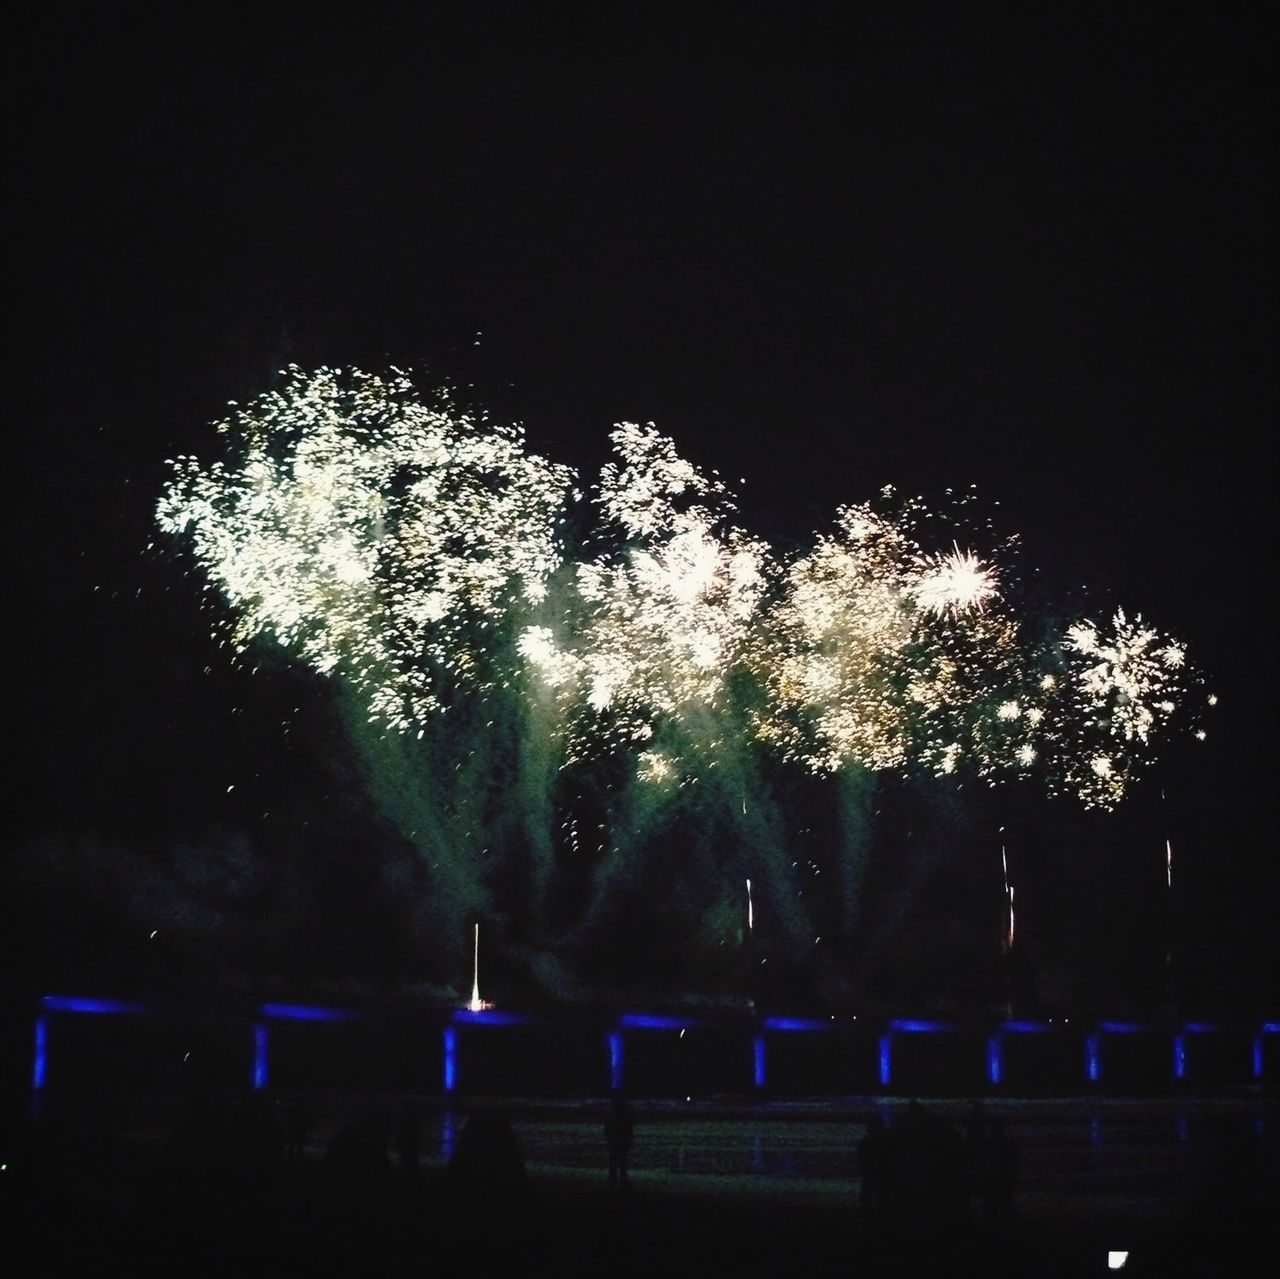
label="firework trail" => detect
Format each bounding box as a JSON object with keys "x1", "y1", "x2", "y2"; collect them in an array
[
  {"x1": 1000, "y1": 828, "x2": 1015, "y2": 953},
  {"x1": 155, "y1": 367, "x2": 1212, "y2": 992}
]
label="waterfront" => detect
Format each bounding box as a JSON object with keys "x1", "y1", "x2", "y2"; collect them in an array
[
  {"x1": 307, "y1": 1091, "x2": 1279, "y2": 1222},
  {"x1": 12, "y1": 1087, "x2": 1271, "y2": 1276},
  {"x1": 11, "y1": 996, "x2": 1278, "y2": 1274}
]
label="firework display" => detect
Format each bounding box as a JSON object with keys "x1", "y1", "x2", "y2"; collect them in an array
[{"x1": 155, "y1": 367, "x2": 1211, "y2": 994}]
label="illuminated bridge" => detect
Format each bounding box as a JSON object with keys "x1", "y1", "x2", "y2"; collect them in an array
[{"x1": 28, "y1": 994, "x2": 1280, "y2": 1103}]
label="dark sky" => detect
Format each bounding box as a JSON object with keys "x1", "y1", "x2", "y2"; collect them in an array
[{"x1": 7, "y1": 3, "x2": 1275, "y2": 1013}]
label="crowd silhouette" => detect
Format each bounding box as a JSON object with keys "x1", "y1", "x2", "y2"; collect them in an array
[
  {"x1": 604, "y1": 1088, "x2": 635, "y2": 1195},
  {"x1": 4, "y1": 1083, "x2": 1271, "y2": 1278}
]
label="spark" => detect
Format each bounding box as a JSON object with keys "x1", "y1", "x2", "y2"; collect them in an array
[
  {"x1": 914, "y1": 542, "x2": 998, "y2": 617},
  {"x1": 468, "y1": 923, "x2": 491, "y2": 1011}
]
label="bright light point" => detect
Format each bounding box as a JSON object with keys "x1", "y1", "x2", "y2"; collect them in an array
[
  {"x1": 467, "y1": 922, "x2": 491, "y2": 1012},
  {"x1": 914, "y1": 543, "x2": 998, "y2": 616},
  {"x1": 149, "y1": 930, "x2": 158, "y2": 940},
  {"x1": 638, "y1": 750, "x2": 676, "y2": 784},
  {"x1": 1107, "y1": 1252, "x2": 1129, "y2": 1269}
]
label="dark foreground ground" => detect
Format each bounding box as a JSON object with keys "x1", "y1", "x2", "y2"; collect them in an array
[{"x1": 5, "y1": 1093, "x2": 1276, "y2": 1278}]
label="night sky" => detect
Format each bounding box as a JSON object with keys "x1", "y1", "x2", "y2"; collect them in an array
[{"x1": 7, "y1": 4, "x2": 1275, "y2": 1022}]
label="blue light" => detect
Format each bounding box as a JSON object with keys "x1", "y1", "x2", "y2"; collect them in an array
[
  {"x1": 878, "y1": 1034, "x2": 891, "y2": 1087},
  {"x1": 1181, "y1": 1022, "x2": 1220, "y2": 1033},
  {"x1": 1086, "y1": 1034, "x2": 1101, "y2": 1082},
  {"x1": 753, "y1": 1034, "x2": 766, "y2": 1089},
  {"x1": 618, "y1": 1013, "x2": 690, "y2": 1030},
  {"x1": 1257, "y1": 1023, "x2": 1280, "y2": 1081},
  {"x1": 1000, "y1": 1020, "x2": 1053, "y2": 1033},
  {"x1": 987, "y1": 1036, "x2": 1002, "y2": 1085},
  {"x1": 31, "y1": 1015, "x2": 47, "y2": 1091},
  {"x1": 1098, "y1": 1021, "x2": 1146, "y2": 1034},
  {"x1": 251, "y1": 1022, "x2": 268, "y2": 1091},
  {"x1": 608, "y1": 1030, "x2": 623, "y2": 1091},
  {"x1": 761, "y1": 1017, "x2": 833, "y2": 1032},
  {"x1": 888, "y1": 1019, "x2": 954, "y2": 1033},
  {"x1": 41, "y1": 995, "x2": 147, "y2": 1015},
  {"x1": 443, "y1": 1026, "x2": 457, "y2": 1093},
  {"x1": 259, "y1": 1002, "x2": 355, "y2": 1022},
  {"x1": 451, "y1": 1008, "x2": 527, "y2": 1025},
  {"x1": 1172, "y1": 1035, "x2": 1186, "y2": 1080}
]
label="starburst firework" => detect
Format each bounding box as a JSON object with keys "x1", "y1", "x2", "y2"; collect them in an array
[{"x1": 155, "y1": 367, "x2": 1211, "y2": 989}]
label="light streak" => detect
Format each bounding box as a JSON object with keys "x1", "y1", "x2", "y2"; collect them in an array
[
  {"x1": 1001, "y1": 830, "x2": 1015, "y2": 952},
  {"x1": 468, "y1": 922, "x2": 490, "y2": 1012}
]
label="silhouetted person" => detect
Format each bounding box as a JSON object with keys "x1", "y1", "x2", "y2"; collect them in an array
[
  {"x1": 150, "y1": 1089, "x2": 242, "y2": 1268},
  {"x1": 975, "y1": 1116, "x2": 1019, "y2": 1236},
  {"x1": 437, "y1": 1108, "x2": 534, "y2": 1267},
  {"x1": 231, "y1": 1088, "x2": 286, "y2": 1199},
  {"x1": 395, "y1": 1102, "x2": 423, "y2": 1177},
  {"x1": 441, "y1": 1108, "x2": 529, "y2": 1205},
  {"x1": 962, "y1": 1099, "x2": 988, "y2": 1220},
  {"x1": 890, "y1": 1099, "x2": 969, "y2": 1238},
  {"x1": 303, "y1": 1121, "x2": 395, "y2": 1276},
  {"x1": 856, "y1": 1113, "x2": 891, "y2": 1222},
  {"x1": 963, "y1": 1099, "x2": 987, "y2": 1150},
  {"x1": 283, "y1": 1097, "x2": 310, "y2": 1166},
  {"x1": 604, "y1": 1089, "x2": 634, "y2": 1193},
  {"x1": 1188, "y1": 1115, "x2": 1275, "y2": 1263}
]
